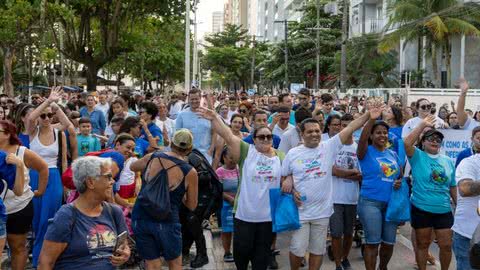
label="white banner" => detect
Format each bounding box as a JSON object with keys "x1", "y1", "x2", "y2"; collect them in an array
[{"x1": 439, "y1": 129, "x2": 472, "y2": 162}]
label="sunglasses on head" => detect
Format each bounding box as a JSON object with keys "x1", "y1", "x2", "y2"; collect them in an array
[
  {"x1": 40, "y1": 113, "x2": 54, "y2": 120},
  {"x1": 255, "y1": 134, "x2": 273, "y2": 141},
  {"x1": 420, "y1": 104, "x2": 432, "y2": 111}
]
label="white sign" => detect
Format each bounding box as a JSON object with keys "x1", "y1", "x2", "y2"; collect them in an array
[
  {"x1": 290, "y1": 83, "x2": 304, "y2": 94},
  {"x1": 439, "y1": 129, "x2": 471, "y2": 162}
]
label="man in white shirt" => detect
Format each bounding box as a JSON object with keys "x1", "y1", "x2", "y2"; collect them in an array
[
  {"x1": 278, "y1": 108, "x2": 312, "y2": 154},
  {"x1": 95, "y1": 92, "x2": 110, "y2": 123},
  {"x1": 453, "y1": 155, "x2": 480, "y2": 270},
  {"x1": 169, "y1": 92, "x2": 185, "y2": 120},
  {"x1": 270, "y1": 106, "x2": 294, "y2": 137},
  {"x1": 281, "y1": 107, "x2": 374, "y2": 270}
]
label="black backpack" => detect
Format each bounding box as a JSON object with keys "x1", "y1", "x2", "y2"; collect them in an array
[
  {"x1": 188, "y1": 149, "x2": 223, "y2": 219},
  {"x1": 137, "y1": 153, "x2": 179, "y2": 221}
]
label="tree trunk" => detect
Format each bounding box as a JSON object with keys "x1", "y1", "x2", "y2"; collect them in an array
[
  {"x1": 431, "y1": 44, "x2": 439, "y2": 87},
  {"x1": 85, "y1": 64, "x2": 98, "y2": 91},
  {"x1": 2, "y1": 47, "x2": 15, "y2": 97}
]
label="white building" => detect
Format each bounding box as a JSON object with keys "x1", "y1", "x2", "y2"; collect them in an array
[
  {"x1": 349, "y1": 0, "x2": 480, "y2": 88},
  {"x1": 212, "y1": 11, "x2": 224, "y2": 33}
]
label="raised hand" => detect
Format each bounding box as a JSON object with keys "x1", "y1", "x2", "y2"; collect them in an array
[
  {"x1": 458, "y1": 78, "x2": 469, "y2": 94},
  {"x1": 48, "y1": 86, "x2": 63, "y2": 103},
  {"x1": 422, "y1": 114, "x2": 436, "y2": 127},
  {"x1": 368, "y1": 100, "x2": 385, "y2": 120},
  {"x1": 196, "y1": 107, "x2": 217, "y2": 121}
]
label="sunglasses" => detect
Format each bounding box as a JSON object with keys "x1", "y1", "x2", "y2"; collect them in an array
[
  {"x1": 239, "y1": 109, "x2": 247, "y2": 113},
  {"x1": 255, "y1": 134, "x2": 273, "y2": 141},
  {"x1": 420, "y1": 104, "x2": 432, "y2": 111},
  {"x1": 425, "y1": 136, "x2": 442, "y2": 143},
  {"x1": 40, "y1": 113, "x2": 54, "y2": 119}
]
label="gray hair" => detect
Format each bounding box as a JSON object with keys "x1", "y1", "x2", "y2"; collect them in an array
[{"x1": 72, "y1": 156, "x2": 112, "y2": 194}]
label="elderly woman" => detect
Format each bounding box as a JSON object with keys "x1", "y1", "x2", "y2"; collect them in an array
[
  {"x1": 198, "y1": 107, "x2": 284, "y2": 270},
  {"x1": 39, "y1": 156, "x2": 130, "y2": 270},
  {"x1": 26, "y1": 87, "x2": 74, "y2": 267}
]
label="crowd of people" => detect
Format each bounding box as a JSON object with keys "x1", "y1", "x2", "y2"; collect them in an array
[{"x1": 0, "y1": 79, "x2": 477, "y2": 270}]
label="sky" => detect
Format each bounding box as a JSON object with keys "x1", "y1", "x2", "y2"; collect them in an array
[{"x1": 196, "y1": 0, "x2": 224, "y2": 39}]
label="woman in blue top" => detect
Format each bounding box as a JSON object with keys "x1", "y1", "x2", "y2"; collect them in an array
[
  {"x1": 118, "y1": 117, "x2": 159, "y2": 158},
  {"x1": 357, "y1": 100, "x2": 402, "y2": 270},
  {"x1": 404, "y1": 115, "x2": 457, "y2": 270}
]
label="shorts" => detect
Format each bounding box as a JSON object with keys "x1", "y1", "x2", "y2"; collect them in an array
[
  {"x1": 329, "y1": 204, "x2": 357, "y2": 238},
  {"x1": 290, "y1": 218, "x2": 329, "y2": 257},
  {"x1": 358, "y1": 197, "x2": 398, "y2": 245},
  {"x1": 0, "y1": 219, "x2": 6, "y2": 239},
  {"x1": 410, "y1": 204, "x2": 453, "y2": 230},
  {"x1": 7, "y1": 200, "x2": 34, "y2": 235},
  {"x1": 132, "y1": 219, "x2": 182, "y2": 261}
]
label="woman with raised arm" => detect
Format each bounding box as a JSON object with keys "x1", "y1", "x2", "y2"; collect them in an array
[
  {"x1": 25, "y1": 86, "x2": 72, "y2": 268},
  {"x1": 356, "y1": 99, "x2": 402, "y2": 270},
  {"x1": 197, "y1": 106, "x2": 283, "y2": 270},
  {"x1": 403, "y1": 115, "x2": 456, "y2": 270}
]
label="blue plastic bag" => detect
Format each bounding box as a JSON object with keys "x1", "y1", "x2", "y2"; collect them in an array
[
  {"x1": 269, "y1": 188, "x2": 301, "y2": 233},
  {"x1": 386, "y1": 181, "x2": 411, "y2": 223},
  {"x1": 221, "y1": 201, "x2": 234, "y2": 233}
]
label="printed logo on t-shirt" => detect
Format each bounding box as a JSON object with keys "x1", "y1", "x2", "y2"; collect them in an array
[
  {"x1": 87, "y1": 224, "x2": 116, "y2": 258},
  {"x1": 296, "y1": 156, "x2": 326, "y2": 179},
  {"x1": 376, "y1": 157, "x2": 399, "y2": 181},
  {"x1": 80, "y1": 141, "x2": 90, "y2": 154},
  {"x1": 254, "y1": 158, "x2": 275, "y2": 183},
  {"x1": 430, "y1": 162, "x2": 448, "y2": 185}
]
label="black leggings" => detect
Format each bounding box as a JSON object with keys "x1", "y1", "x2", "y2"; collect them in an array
[{"x1": 233, "y1": 218, "x2": 273, "y2": 270}]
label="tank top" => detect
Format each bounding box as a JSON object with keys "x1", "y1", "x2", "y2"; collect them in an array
[
  {"x1": 5, "y1": 146, "x2": 34, "y2": 214},
  {"x1": 132, "y1": 152, "x2": 193, "y2": 223},
  {"x1": 30, "y1": 128, "x2": 59, "y2": 168}
]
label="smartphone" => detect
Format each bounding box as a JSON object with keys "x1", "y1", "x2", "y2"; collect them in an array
[{"x1": 114, "y1": 231, "x2": 128, "y2": 251}]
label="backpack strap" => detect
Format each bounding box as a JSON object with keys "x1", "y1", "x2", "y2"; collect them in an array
[{"x1": 68, "y1": 204, "x2": 78, "y2": 241}]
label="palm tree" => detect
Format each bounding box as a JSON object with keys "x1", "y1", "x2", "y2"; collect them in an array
[{"x1": 379, "y1": 0, "x2": 480, "y2": 87}]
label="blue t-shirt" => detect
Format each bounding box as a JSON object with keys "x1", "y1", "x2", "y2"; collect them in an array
[
  {"x1": 140, "y1": 122, "x2": 163, "y2": 146},
  {"x1": 19, "y1": 133, "x2": 30, "y2": 149},
  {"x1": 243, "y1": 134, "x2": 281, "y2": 149},
  {"x1": 77, "y1": 134, "x2": 101, "y2": 157},
  {"x1": 134, "y1": 138, "x2": 150, "y2": 158},
  {"x1": 44, "y1": 204, "x2": 128, "y2": 270},
  {"x1": 359, "y1": 145, "x2": 401, "y2": 202},
  {"x1": 409, "y1": 148, "x2": 456, "y2": 214},
  {"x1": 176, "y1": 108, "x2": 212, "y2": 157},
  {"x1": 79, "y1": 107, "x2": 106, "y2": 135},
  {"x1": 0, "y1": 151, "x2": 16, "y2": 221},
  {"x1": 455, "y1": 147, "x2": 474, "y2": 168}
]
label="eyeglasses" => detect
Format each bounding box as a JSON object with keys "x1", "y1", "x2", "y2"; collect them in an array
[
  {"x1": 139, "y1": 110, "x2": 146, "y2": 114},
  {"x1": 40, "y1": 113, "x2": 54, "y2": 119},
  {"x1": 255, "y1": 134, "x2": 273, "y2": 141},
  {"x1": 425, "y1": 136, "x2": 442, "y2": 143},
  {"x1": 97, "y1": 173, "x2": 113, "y2": 180},
  {"x1": 0, "y1": 130, "x2": 5, "y2": 133},
  {"x1": 420, "y1": 104, "x2": 432, "y2": 111}
]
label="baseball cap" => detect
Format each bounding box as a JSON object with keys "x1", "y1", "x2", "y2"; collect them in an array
[
  {"x1": 172, "y1": 129, "x2": 193, "y2": 150},
  {"x1": 422, "y1": 129, "x2": 444, "y2": 141}
]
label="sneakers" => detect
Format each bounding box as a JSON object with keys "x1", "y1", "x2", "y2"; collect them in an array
[
  {"x1": 268, "y1": 250, "x2": 279, "y2": 269},
  {"x1": 341, "y1": 259, "x2": 352, "y2": 270},
  {"x1": 190, "y1": 254, "x2": 209, "y2": 268},
  {"x1": 223, "y1": 252, "x2": 234, "y2": 263}
]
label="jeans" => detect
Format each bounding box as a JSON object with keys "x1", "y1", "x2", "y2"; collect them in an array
[
  {"x1": 233, "y1": 218, "x2": 273, "y2": 270},
  {"x1": 453, "y1": 232, "x2": 473, "y2": 270},
  {"x1": 358, "y1": 196, "x2": 398, "y2": 245}
]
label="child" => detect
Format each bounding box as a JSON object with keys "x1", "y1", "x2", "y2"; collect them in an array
[
  {"x1": 215, "y1": 147, "x2": 239, "y2": 263},
  {"x1": 76, "y1": 117, "x2": 101, "y2": 156},
  {"x1": 106, "y1": 117, "x2": 125, "y2": 149}
]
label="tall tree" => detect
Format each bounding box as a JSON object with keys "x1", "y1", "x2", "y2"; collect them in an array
[
  {"x1": 379, "y1": 0, "x2": 480, "y2": 87},
  {"x1": 0, "y1": 0, "x2": 40, "y2": 96},
  {"x1": 46, "y1": 0, "x2": 185, "y2": 91}
]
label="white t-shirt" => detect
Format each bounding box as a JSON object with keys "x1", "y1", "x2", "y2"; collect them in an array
[
  {"x1": 169, "y1": 101, "x2": 184, "y2": 119},
  {"x1": 95, "y1": 103, "x2": 110, "y2": 122},
  {"x1": 4, "y1": 146, "x2": 33, "y2": 214},
  {"x1": 452, "y1": 154, "x2": 480, "y2": 239},
  {"x1": 462, "y1": 117, "x2": 480, "y2": 130},
  {"x1": 227, "y1": 110, "x2": 237, "y2": 121},
  {"x1": 402, "y1": 116, "x2": 446, "y2": 138},
  {"x1": 155, "y1": 117, "x2": 176, "y2": 143},
  {"x1": 235, "y1": 144, "x2": 282, "y2": 223},
  {"x1": 321, "y1": 133, "x2": 330, "y2": 142},
  {"x1": 272, "y1": 123, "x2": 294, "y2": 137},
  {"x1": 332, "y1": 143, "x2": 360, "y2": 205},
  {"x1": 117, "y1": 157, "x2": 138, "y2": 188},
  {"x1": 281, "y1": 135, "x2": 343, "y2": 221},
  {"x1": 278, "y1": 127, "x2": 302, "y2": 154}
]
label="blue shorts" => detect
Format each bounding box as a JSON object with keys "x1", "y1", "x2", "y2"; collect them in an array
[
  {"x1": 132, "y1": 219, "x2": 182, "y2": 261},
  {"x1": 358, "y1": 197, "x2": 399, "y2": 245}
]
